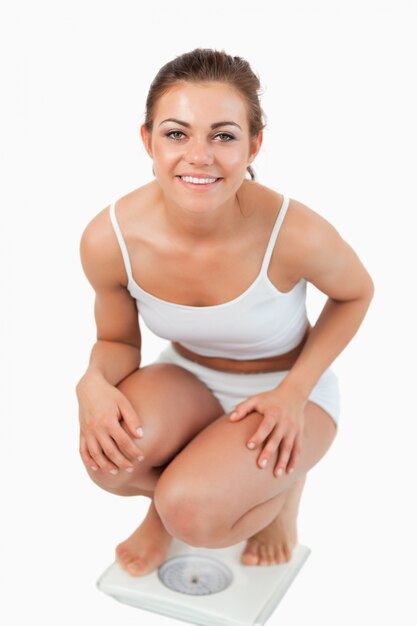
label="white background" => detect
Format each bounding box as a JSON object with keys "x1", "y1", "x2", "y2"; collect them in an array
[{"x1": 2, "y1": 0, "x2": 416, "y2": 624}]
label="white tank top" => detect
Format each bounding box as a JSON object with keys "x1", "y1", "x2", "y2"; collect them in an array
[{"x1": 109, "y1": 195, "x2": 309, "y2": 359}]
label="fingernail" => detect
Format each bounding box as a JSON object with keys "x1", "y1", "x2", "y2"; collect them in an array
[
  {"x1": 260, "y1": 458, "x2": 267, "y2": 468},
  {"x1": 90, "y1": 466, "x2": 98, "y2": 471},
  {"x1": 125, "y1": 467, "x2": 134, "y2": 473},
  {"x1": 136, "y1": 427, "x2": 144, "y2": 437},
  {"x1": 137, "y1": 455, "x2": 145, "y2": 462},
  {"x1": 110, "y1": 469, "x2": 119, "y2": 475},
  {"x1": 247, "y1": 441, "x2": 256, "y2": 449},
  {"x1": 230, "y1": 411, "x2": 238, "y2": 420},
  {"x1": 288, "y1": 468, "x2": 294, "y2": 475},
  {"x1": 276, "y1": 468, "x2": 283, "y2": 477}
]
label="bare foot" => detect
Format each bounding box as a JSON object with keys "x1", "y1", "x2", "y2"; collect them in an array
[
  {"x1": 116, "y1": 500, "x2": 173, "y2": 576},
  {"x1": 241, "y1": 475, "x2": 306, "y2": 566},
  {"x1": 240, "y1": 510, "x2": 298, "y2": 565}
]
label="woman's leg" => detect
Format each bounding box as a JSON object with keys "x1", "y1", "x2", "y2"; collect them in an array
[
  {"x1": 83, "y1": 360, "x2": 226, "y2": 574},
  {"x1": 84, "y1": 361, "x2": 225, "y2": 496},
  {"x1": 240, "y1": 473, "x2": 307, "y2": 565},
  {"x1": 153, "y1": 401, "x2": 337, "y2": 550}
]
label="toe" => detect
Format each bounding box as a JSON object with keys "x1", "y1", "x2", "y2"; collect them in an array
[
  {"x1": 115, "y1": 543, "x2": 129, "y2": 564},
  {"x1": 116, "y1": 543, "x2": 145, "y2": 575},
  {"x1": 282, "y1": 544, "x2": 292, "y2": 562},
  {"x1": 259, "y1": 545, "x2": 270, "y2": 565},
  {"x1": 127, "y1": 557, "x2": 147, "y2": 575},
  {"x1": 265, "y1": 545, "x2": 275, "y2": 565},
  {"x1": 241, "y1": 540, "x2": 259, "y2": 565},
  {"x1": 275, "y1": 545, "x2": 292, "y2": 564},
  {"x1": 274, "y1": 548, "x2": 284, "y2": 564},
  {"x1": 272, "y1": 545, "x2": 281, "y2": 564}
]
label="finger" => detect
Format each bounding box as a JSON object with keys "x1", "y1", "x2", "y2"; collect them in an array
[
  {"x1": 86, "y1": 436, "x2": 120, "y2": 474},
  {"x1": 246, "y1": 415, "x2": 277, "y2": 451},
  {"x1": 285, "y1": 432, "x2": 302, "y2": 475},
  {"x1": 118, "y1": 395, "x2": 143, "y2": 439},
  {"x1": 80, "y1": 436, "x2": 98, "y2": 471},
  {"x1": 274, "y1": 435, "x2": 297, "y2": 477},
  {"x1": 230, "y1": 397, "x2": 259, "y2": 421},
  {"x1": 110, "y1": 421, "x2": 146, "y2": 462},
  {"x1": 256, "y1": 430, "x2": 282, "y2": 470},
  {"x1": 96, "y1": 432, "x2": 137, "y2": 472}
]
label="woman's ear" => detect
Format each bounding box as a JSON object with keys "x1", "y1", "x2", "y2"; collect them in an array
[
  {"x1": 140, "y1": 124, "x2": 153, "y2": 158},
  {"x1": 248, "y1": 130, "x2": 263, "y2": 165}
]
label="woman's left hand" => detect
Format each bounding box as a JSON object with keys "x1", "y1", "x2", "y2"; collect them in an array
[{"x1": 229, "y1": 382, "x2": 308, "y2": 477}]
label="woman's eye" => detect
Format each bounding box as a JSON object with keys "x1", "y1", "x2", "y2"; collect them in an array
[
  {"x1": 215, "y1": 133, "x2": 234, "y2": 141},
  {"x1": 166, "y1": 131, "x2": 186, "y2": 140}
]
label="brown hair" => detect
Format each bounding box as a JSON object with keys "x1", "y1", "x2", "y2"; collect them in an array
[{"x1": 144, "y1": 47, "x2": 267, "y2": 181}]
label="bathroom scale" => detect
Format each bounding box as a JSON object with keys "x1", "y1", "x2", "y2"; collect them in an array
[{"x1": 97, "y1": 537, "x2": 311, "y2": 626}]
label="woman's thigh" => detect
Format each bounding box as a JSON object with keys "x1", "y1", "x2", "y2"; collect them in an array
[
  {"x1": 154, "y1": 400, "x2": 337, "y2": 541},
  {"x1": 117, "y1": 361, "x2": 225, "y2": 467}
]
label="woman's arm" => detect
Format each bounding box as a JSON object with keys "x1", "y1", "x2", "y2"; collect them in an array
[
  {"x1": 229, "y1": 198, "x2": 374, "y2": 476},
  {"x1": 80, "y1": 340, "x2": 141, "y2": 388},
  {"x1": 76, "y1": 209, "x2": 142, "y2": 389},
  {"x1": 76, "y1": 210, "x2": 145, "y2": 473},
  {"x1": 282, "y1": 201, "x2": 375, "y2": 399}
]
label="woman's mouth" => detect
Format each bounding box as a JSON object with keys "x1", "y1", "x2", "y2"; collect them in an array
[{"x1": 176, "y1": 175, "x2": 223, "y2": 190}]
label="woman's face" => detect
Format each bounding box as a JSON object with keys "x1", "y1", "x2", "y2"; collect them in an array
[{"x1": 141, "y1": 81, "x2": 262, "y2": 213}]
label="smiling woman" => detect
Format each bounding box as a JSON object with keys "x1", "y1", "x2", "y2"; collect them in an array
[
  {"x1": 140, "y1": 79, "x2": 263, "y2": 222},
  {"x1": 76, "y1": 48, "x2": 374, "y2": 576}
]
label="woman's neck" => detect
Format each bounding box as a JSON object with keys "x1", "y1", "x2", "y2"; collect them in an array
[{"x1": 157, "y1": 187, "x2": 245, "y2": 246}]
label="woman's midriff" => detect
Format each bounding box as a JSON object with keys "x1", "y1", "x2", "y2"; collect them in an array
[{"x1": 171, "y1": 322, "x2": 312, "y2": 373}]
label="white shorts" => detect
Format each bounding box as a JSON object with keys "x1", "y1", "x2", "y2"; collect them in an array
[{"x1": 154, "y1": 343, "x2": 341, "y2": 428}]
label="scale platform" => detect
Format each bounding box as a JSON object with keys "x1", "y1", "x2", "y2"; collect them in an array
[{"x1": 97, "y1": 537, "x2": 311, "y2": 626}]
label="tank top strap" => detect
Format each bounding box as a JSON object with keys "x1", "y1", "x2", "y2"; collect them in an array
[
  {"x1": 109, "y1": 201, "x2": 133, "y2": 284},
  {"x1": 260, "y1": 195, "x2": 290, "y2": 274}
]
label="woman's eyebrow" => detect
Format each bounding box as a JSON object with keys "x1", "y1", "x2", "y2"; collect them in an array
[{"x1": 158, "y1": 118, "x2": 242, "y2": 130}]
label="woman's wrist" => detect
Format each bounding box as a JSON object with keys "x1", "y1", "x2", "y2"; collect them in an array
[
  {"x1": 276, "y1": 373, "x2": 310, "y2": 403},
  {"x1": 76, "y1": 368, "x2": 107, "y2": 396}
]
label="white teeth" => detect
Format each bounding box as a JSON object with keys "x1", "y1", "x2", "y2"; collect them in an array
[{"x1": 180, "y1": 176, "x2": 218, "y2": 184}]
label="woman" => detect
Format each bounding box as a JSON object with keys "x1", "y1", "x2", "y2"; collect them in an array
[{"x1": 76, "y1": 48, "x2": 374, "y2": 575}]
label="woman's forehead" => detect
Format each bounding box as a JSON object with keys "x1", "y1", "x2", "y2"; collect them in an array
[{"x1": 154, "y1": 82, "x2": 248, "y2": 126}]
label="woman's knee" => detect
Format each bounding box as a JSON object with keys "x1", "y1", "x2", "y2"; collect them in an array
[
  {"x1": 151, "y1": 414, "x2": 253, "y2": 543},
  {"x1": 154, "y1": 481, "x2": 214, "y2": 546},
  {"x1": 82, "y1": 361, "x2": 224, "y2": 495},
  {"x1": 115, "y1": 362, "x2": 224, "y2": 467},
  {"x1": 84, "y1": 466, "x2": 130, "y2": 495},
  {"x1": 83, "y1": 458, "x2": 151, "y2": 496}
]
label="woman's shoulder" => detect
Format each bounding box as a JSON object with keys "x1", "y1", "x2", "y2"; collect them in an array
[
  {"x1": 285, "y1": 198, "x2": 340, "y2": 276},
  {"x1": 244, "y1": 180, "x2": 332, "y2": 241},
  {"x1": 81, "y1": 181, "x2": 156, "y2": 245},
  {"x1": 285, "y1": 195, "x2": 340, "y2": 256},
  {"x1": 79, "y1": 182, "x2": 156, "y2": 287},
  {"x1": 249, "y1": 182, "x2": 341, "y2": 274}
]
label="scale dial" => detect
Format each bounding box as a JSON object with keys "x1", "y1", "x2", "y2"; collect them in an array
[{"x1": 157, "y1": 555, "x2": 233, "y2": 596}]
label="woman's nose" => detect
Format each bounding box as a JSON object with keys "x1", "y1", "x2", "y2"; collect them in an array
[{"x1": 184, "y1": 139, "x2": 214, "y2": 166}]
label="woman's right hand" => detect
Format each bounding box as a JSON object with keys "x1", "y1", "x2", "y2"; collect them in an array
[{"x1": 76, "y1": 372, "x2": 145, "y2": 474}]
